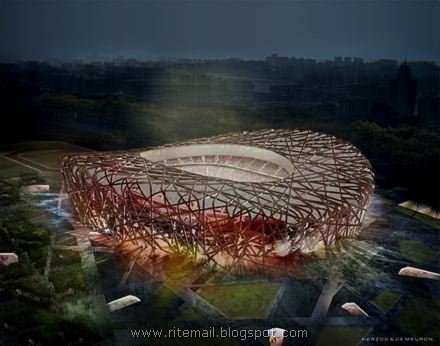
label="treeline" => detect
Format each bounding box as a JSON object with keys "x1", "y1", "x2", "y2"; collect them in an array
[
  {"x1": 30, "y1": 92, "x2": 351, "y2": 148},
  {"x1": 350, "y1": 121, "x2": 440, "y2": 209},
  {"x1": 28, "y1": 93, "x2": 266, "y2": 148},
  {"x1": 2, "y1": 91, "x2": 439, "y2": 209}
]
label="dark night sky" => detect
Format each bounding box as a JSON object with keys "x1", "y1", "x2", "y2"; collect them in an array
[{"x1": 1, "y1": 0, "x2": 439, "y2": 62}]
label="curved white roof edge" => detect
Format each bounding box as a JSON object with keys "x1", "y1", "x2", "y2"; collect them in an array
[{"x1": 140, "y1": 143, "x2": 295, "y2": 175}]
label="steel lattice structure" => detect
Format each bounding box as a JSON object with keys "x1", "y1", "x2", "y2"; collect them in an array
[{"x1": 61, "y1": 129, "x2": 374, "y2": 271}]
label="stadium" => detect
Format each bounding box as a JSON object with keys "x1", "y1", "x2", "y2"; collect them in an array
[{"x1": 62, "y1": 129, "x2": 374, "y2": 271}]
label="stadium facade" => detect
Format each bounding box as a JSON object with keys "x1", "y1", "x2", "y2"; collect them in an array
[{"x1": 62, "y1": 129, "x2": 374, "y2": 270}]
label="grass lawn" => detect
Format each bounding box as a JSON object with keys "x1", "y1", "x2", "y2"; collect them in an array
[
  {"x1": 395, "y1": 298, "x2": 440, "y2": 342},
  {"x1": 198, "y1": 281, "x2": 282, "y2": 319},
  {"x1": 316, "y1": 327, "x2": 372, "y2": 346},
  {"x1": 0, "y1": 141, "x2": 89, "y2": 153},
  {"x1": 152, "y1": 286, "x2": 179, "y2": 309},
  {"x1": 174, "y1": 305, "x2": 204, "y2": 321},
  {"x1": 399, "y1": 240, "x2": 437, "y2": 264},
  {"x1": 371, "y1": 291, "x2": 402, "y2": 313},
  {"x1": 20, "y1": 150, "x2": 66, "y2": 170},
  {"x1": 1, "y1": 141, "x2": 91, "y2": 180},
  {"x1": 0, "y1": 156, "x2": 36, "y2": 177},
  {"x1": 141, "y1": 285, "x2": 184, "y2": 320},
  {"x1": 396, "y1": 206, "x2": 440, "y2": 230}
]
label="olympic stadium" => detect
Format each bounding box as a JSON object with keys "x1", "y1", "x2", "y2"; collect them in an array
[{"x1": 61, "y1": 129, "x2": 374, "y2": 271}]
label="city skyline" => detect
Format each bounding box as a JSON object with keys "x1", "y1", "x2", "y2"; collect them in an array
[
  {"x1": 1, "y1": 54, "x2": 439, "y2": 65},
  {"x1": 1, "y1": 0, "x2": 439, "y2": 62}
]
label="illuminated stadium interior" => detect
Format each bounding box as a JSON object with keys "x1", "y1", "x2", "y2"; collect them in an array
[{"x1": 140, "y1": 144, "x2": 294, "y2": 182}]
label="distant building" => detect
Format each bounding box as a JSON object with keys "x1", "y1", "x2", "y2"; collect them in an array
[
  {"x1": 266, "y1": 54, "x2": 290, "y2": 69},
  {"x1": 390, "y1": 63, "x2": 417, "y2": 118},
  {"x1": 418, "y1": 96, "x2": 440, "y2": 129},
  {"x1": 334, "y1": 56, "x2": 343, "y2": 65},
  {"x1": 409, "y1": 62, "x2": 440, "y2": 96}
]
